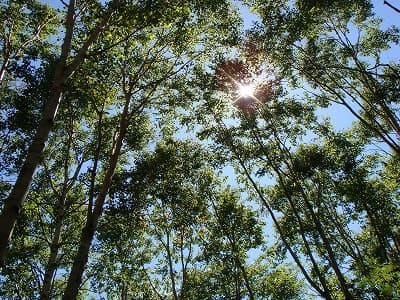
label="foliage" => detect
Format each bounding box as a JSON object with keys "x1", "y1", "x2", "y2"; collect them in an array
[{"x1": 0, "y1": 1, "x2": 399, "y2": 299}]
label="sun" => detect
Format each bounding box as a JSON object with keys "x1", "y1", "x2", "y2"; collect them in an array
[{"x1": 238, "y1": 84, "x2": 255, "y2": 98}]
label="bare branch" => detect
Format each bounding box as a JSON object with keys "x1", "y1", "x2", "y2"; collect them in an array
[{"x1": 384, "y1": 1, "x2": 400, "y2": 13}]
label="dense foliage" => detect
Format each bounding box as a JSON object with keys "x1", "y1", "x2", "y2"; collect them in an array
[{"x1": 0, "y1": 0, "x2": 399, "y2": 299}]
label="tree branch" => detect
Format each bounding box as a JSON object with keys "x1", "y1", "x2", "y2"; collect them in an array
[{"x1": 384, "y1": 1, "x2": 400, "y2": 13}]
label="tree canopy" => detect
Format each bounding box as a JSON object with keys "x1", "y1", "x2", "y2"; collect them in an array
[{"x1": 0, "y1": 1, "x2": 399, "y2": 299}]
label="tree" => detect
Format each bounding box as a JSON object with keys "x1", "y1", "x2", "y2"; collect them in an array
[
  {"x1": 247, "y1": 0, "x2": 400, "y2": 155},
  {"x1": 0, "y1": 0, "x2": 119, "y2": 261},
  {"x1": 1, "y1": 0, "x2": 243, "y2": 296},
  {"x1": 0, "y1": 1, "x2": 58, "y2": 82},
  {"x1": 2, "y1": 1, "x2": 399, "y2": 298},
  {"x1": 61, "y1": 1, "x2": 242, "y2": 297},
  {"x1": 1, "y1": 55, "x2": 111, "y2": 299},
  {"x1": 201, "y1": 187, "x2": 264, "y2": 300},
  {"x1": 103, "y1": 139, "x2": 214, "y2": 299},
  {"x1": 0, "y1": 1, "x2": 59, "y2": 223},
  {"x1": 191, "y1": 16, "x2": 399, "y2": 294}
]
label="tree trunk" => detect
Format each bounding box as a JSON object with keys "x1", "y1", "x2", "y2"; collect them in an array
[
  {"x1": 62, "y1": 107, "x2": 129, "y2": 299},
  {"x1": 165, "y1": 230, "x2": 179, "y2": 300},
  {"x1": 220, "y1": 121, "x2": 330, "y2": 299},
  {"x1": 0, "y1": 57, "x2": 10, "y2": 82},
  {"x1": 40, "y1": 212, "x2": 64, "y2": 300},
  {"x1": 0, "y1": 75, "x2": 65, "y2": 265},
  {"x1": 0, "y1": 0, "x2": 114, "y2": 264},
  {"x1": 0, "y1": 0, "x2": 76, "y2": 264},
  {"x1": 273, "y1": 133, "x2": 353, "y2": 300}
]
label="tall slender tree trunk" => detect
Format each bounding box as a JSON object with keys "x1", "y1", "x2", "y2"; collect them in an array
[
  {"x1": 0, "y1": 0, "x2": 114, "y2": 264},
  {"x1": 0, "y1": 0, "x2": 76, "y2": 263},
  {"x1": 0, "y1": 70, "x2": 65, "y2": 264},
  {"x1": 165, "y1": 230, "x2": 179, "y2": 300},
  {"x1": 240, "y1": 157, "x2": 333, "y2": 299},
  {"x1": 0, "y1": 57, "x2": 10, "y2": 82},
  {"x1": 40, "y1": 210, "x2": 65, "y2": 300},
  {"x1": 218, "y1": 120, "x2": 330, "y2": 299},
  {"x1": 273, "y1": 133, "x2": 353, "y2": 300},
  {"x1": 41, "y1": 101, "x2": 78, "y2": 300},
  {"x1": 62, "y1": 104, "x2": 129, "y2": 299},
  {"x1": 298, "y1": 190, "x2": 353, "y2": 300},
  {"x1": 250, "y1": 127, "x2": 336, "y2": 299}
]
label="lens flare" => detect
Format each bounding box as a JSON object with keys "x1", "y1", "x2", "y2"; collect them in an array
[{"x1": 238, "y1": 84, "x2": 255, "y2": 97}]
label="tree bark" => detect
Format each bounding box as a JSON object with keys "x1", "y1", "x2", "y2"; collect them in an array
[
  {"x1": 0, "y1": 68, "x2": 65, "y2": 265},
  {"x1": 62, "y1": 103, "x2": 129, "y2": 299},
  {"x1": 0, "y1": 0, "x2": 114, "y2": 265},
  {"x1": 0, "y1": 57, "x2": 9, "y2": 82},
  {"x1": 165, "y1": 230, "x2": 179, "y2": 300},
  {"x1": 40, "y1": 211, "x2": 64, "y2": 300}
]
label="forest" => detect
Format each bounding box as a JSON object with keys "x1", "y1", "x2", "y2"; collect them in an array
[{"x1": 0, "y1": 0, "x2": 399, "y2": 299}]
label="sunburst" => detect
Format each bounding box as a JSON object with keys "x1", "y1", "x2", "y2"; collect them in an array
[{"x1": 238, "y1": 84, "x2": 256, "y2": 98}]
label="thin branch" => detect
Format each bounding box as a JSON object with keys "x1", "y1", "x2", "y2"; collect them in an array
[{"x1": 384, "y1": 1, "x2": 400, "y2": 13}]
